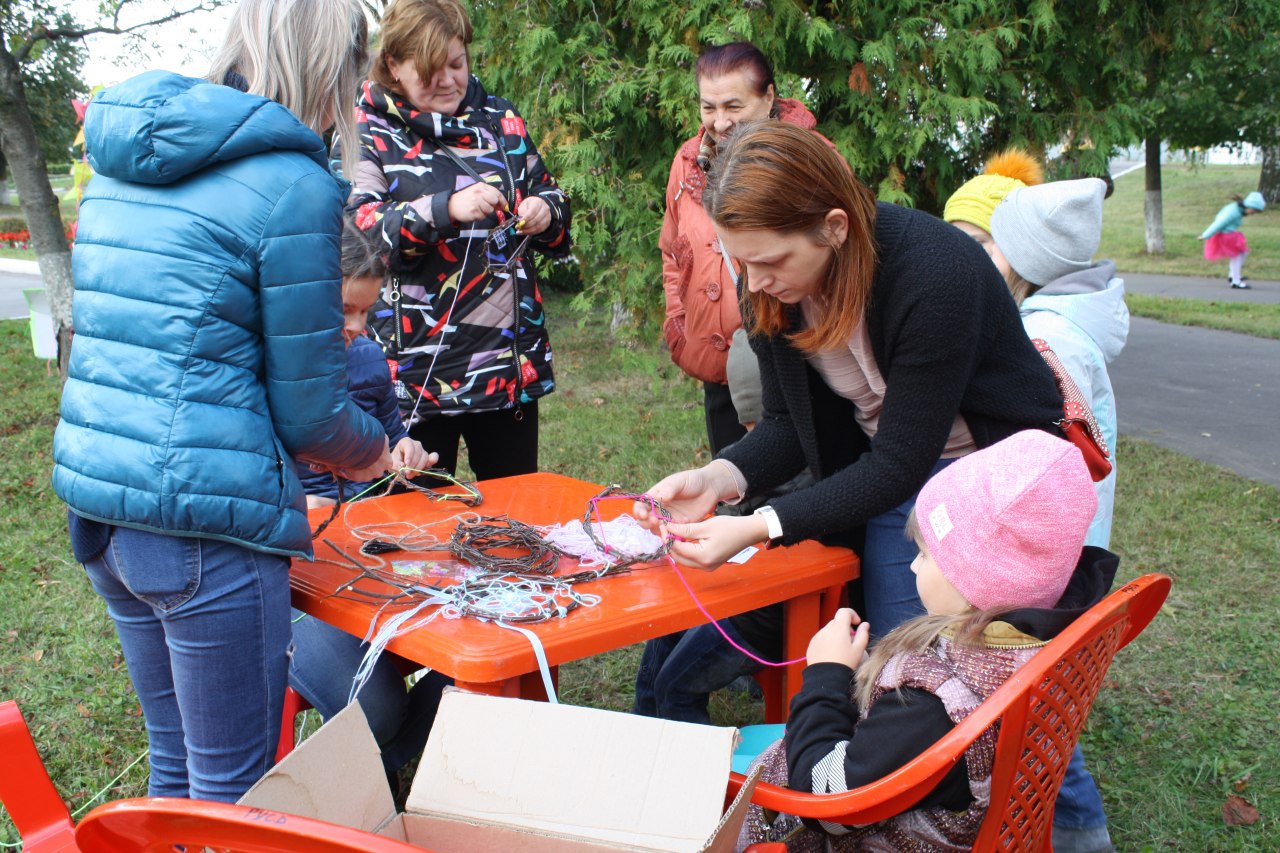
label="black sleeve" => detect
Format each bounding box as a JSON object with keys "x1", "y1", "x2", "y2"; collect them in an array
[{"x1": 784, "y1": 664, "x2": 971, "y2": 829}]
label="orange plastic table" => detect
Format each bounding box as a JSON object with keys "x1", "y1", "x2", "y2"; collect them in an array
[{"x1": 290, "y1": 472, "x2": 858, "y2": 720}]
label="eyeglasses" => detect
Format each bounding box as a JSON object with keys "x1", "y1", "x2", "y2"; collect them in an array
[{"x1": 483, "y1": 219, "x2": 532, "y2": 276}]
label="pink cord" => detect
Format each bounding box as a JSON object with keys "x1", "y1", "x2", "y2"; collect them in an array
[
  {"x1": 665, "y1": 555, "x2": 805, "y2": 668},
  {"x1": 590, "y1": 491, "x2": 805, "y2": 668}
]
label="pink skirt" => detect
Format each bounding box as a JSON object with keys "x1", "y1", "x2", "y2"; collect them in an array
[{"x1": 1205, "y1": 231, "x2": 1247, "y2": 261}]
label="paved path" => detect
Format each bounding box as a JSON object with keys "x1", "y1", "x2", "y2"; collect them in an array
[
  {"x1": 2, "y1": 258, "x2": 1277, "y2": 488},
  {"x1": 1122, "y1": 271, "x2": 1280, "y2": 304},
  {"x1": 0, "y1": 259, "x2": 40, "y2": 320},
  {"x1": 1110, "y1": 316, "x2": 1279, "y2": 489}
]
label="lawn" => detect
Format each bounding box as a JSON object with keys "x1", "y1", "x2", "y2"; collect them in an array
[
  {"x1": 2, "y1": 293, "x2": 1278, "y2": 850},
  {"x1": 1101, "y1": 163, "x2": 1280, "y2": 281}
]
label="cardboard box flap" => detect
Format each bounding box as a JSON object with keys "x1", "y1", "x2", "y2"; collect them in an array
[
  {"x1": 239, "y1": 702, "x2": 395, "y2": 833},
  {"x1": 409, "y1": 692, "x2": 737, "y2": 852},
  {"x1": 701, "y1": 764, "x2": 760, "y2": 853}
]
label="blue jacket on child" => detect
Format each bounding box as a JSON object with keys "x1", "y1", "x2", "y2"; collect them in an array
[
  {"x1": 53, "y1": 71, "x2": 384, "y2": 559},
  {"x1": 296, "y1": 336, "x2": 408, "y2": 501}
]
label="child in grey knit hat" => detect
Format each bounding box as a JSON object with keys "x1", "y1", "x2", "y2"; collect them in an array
[{"x1": 969, "y1": 176, "x2": 1129, "y2": 853}]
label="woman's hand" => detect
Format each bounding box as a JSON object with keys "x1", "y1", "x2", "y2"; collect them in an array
[
  {"x1": 390, "y1": 438, "x2": 438, "y2": 478},
  {"x1": 663, "y1": 513, "x2": 770, "y2": 572},
  {"x1": 447, "y1": 182, "x2": 509, "y2": 224},
  {"x1": 635, "y1": 463, "x2": 739, "y2": 531},
  {"x1": 514, "y1": 196, "x2": 551, "y2": 235},
  {"x1": 806, "y1": 608, "x2": 871, "y2": 669}
]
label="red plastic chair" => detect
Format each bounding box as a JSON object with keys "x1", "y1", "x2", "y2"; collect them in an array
[
  {"x1": 731, "y1": 573, "x2": 1172, "y2": 852},
  {"x1": 0, "y1": 700, "x2": 79, "y2": 852},
  {"x1": 75, "y1": 797, "x2": 429, "y2": 853}
]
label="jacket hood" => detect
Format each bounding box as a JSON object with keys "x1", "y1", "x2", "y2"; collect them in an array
[
  {"x1": 84, "y1": 70, "x2": 328, "y2": 185},
  {"x1": 1021, "y1": 260, "x2": 1129, "y2": 362},
  {"x1": 1002, "y1": 546, "x2": 1120, "y2": 642}
]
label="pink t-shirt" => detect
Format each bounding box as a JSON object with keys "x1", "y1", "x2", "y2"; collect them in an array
[{"x1": 801, "y1": 297, "x2": 975, "y2": 458}]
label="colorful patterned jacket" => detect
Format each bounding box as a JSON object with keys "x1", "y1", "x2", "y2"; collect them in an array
[{"x1": 351, "y1": 76, "x2": 571, "y2": 420}]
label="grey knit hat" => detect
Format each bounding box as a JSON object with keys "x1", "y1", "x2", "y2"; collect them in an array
[{"x1": 990, "y1": 177, "x2": 1106, "y2": 286}]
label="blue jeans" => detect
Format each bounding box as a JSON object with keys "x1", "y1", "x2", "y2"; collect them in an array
[
  {"x1": 288, "y1": 611, "x2": 451, "y2": 774},
  {"x1": 860, "y1": 457, "x2": 954, "y2": 639},
  {"x1": 633, "y1": 619, "x2": 763, "y2": 725},
  {"x1": 1054, "y1": 745, "x2": 1109, "y2": 832},
  {"x1": 82, "y1": 526, "x2": 291, "y2": 802}
]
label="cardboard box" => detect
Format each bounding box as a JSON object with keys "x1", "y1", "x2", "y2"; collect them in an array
[{"x1": 241, "y1": 690, "x2": 760, "y2": 852}]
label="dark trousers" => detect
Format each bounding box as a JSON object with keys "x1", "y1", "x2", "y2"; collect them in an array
[
  {"x1": 704, "y1": 381, "x2": 747, "y2": 456},
  {"x1": 408, "y1": 402, "x2": 539, "y2": 480}
]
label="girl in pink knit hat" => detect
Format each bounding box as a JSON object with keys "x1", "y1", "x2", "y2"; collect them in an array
[{"x1": 739, "y1": 430, "x2": 1118, "y2": 851}]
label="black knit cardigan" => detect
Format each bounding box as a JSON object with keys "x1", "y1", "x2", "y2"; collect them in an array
[{"x1": 719, "y1": 203, "x2": 1063, "y2": 549}]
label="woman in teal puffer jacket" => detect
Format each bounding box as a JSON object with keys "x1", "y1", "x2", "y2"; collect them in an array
[{"x1": 51, "y1": 0, "x2": 391, "y2": 802}]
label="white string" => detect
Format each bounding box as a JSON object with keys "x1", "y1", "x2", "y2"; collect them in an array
[
  {"x1": 350, "y1": 592, "x2": 450, "y2": 703},
  {"x1": 347, "y1": 575, "x2": 602, "y2": 703},
  {"x1": 403, "y1": 236, "x2": 471, "y2": 429},
  {"x1": 540, "y1": 515, "x2": 666, "y2": 567},
  {"x1": 495, "y1": 622, "x2": 559, "y2": 703}
]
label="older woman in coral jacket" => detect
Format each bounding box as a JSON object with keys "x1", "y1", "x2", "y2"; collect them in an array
[{"x1": 660, "y1": 42, "x2": 832, "y2": 455}]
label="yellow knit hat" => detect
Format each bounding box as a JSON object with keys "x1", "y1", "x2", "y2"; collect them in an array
[{"x1": 943, "y1": 149, "x2": 1045, "y2": 234}]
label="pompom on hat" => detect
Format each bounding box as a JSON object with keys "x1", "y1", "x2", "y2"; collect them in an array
[
  {"x1": 943, "y1": 148, "x2": 1045, "y2": 234},
  {"x1": 915, "y1": 430, "x2": 1097, "y2": 612},
  {"x1": 990, "y1": 177, "x2": 1106, "y2": 286}
]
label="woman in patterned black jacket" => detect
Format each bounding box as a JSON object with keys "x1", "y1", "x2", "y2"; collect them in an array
[{"x1": 351, "y1": 0, "x2": 571, "y2": 478}]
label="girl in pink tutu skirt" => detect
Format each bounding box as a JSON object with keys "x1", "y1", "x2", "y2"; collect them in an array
[{"x1": 1200, "y1": 191, "x2": 1266, "y2": 289}]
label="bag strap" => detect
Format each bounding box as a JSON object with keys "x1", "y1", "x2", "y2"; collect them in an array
[{"x1": 1032, "y1": 338, "x2": 1111, "y2": 459}]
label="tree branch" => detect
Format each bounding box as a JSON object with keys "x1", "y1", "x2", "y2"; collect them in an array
[{"x1": 15, "y1": 2, "x2": 221, "y2": 63}]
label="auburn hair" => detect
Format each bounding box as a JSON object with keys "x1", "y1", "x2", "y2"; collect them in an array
[
  {"x1": 702, "y1": 121, "x2": 877, "y2": 353},
  {"x1": 371, "y1": 0, "x2": 472, "y2": 95}
]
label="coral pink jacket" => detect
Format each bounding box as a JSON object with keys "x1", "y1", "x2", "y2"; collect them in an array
[{"x1": 659, "y1": 98, "x2": 826, "y2": 384}]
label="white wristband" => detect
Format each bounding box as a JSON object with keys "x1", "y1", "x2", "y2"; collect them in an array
[{"x1": 753, "y1": 504, "x2": 783, "y2": 544}]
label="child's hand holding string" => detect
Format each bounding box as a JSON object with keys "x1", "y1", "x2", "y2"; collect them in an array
[
  {"x1": 807, "y1": 608, "x2": 871, "y2": 670},
  {"x1": 390, "y1": 438, "x2": 438, "y2": 479}
]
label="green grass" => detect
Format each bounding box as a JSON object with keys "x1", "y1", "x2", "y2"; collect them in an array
[
  {"x1": 1125, "y1": 293, "x2": 1280, "y2": 340},
  {"x1": 2, "y1": 290, "x2": 1279, "y2": 848},
  {"x1": 1101, "y1": 164, "x2": 1280, "y2": 280}
]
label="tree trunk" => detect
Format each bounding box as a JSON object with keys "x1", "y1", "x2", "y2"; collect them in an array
[
  {"x1": 1260, "y1": 132, "x2": 1280, "y2": 207},
  {"x1": 1143, "y1": 134, "x2": 1165, "y2": 255},
  {"x1": 0, "y1": 41, "x2": 74, "y2": 379}
]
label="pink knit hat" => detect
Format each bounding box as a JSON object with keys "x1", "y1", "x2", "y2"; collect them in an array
[{"x1": 915, "y1": 431, "x2": 1097, "y2": 612}]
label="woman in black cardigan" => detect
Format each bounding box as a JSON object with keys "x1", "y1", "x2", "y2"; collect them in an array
[{"x1": 633, "y1": 121, "x2": 1063, "y2": 724}]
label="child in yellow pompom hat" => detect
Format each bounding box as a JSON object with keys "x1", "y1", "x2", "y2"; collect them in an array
[
  {"x1": 942, "y1": 148, "x2": 1044, "y2": 234},
  {"x1": 944, "y1": 150, "x2": 1123, "y2": 853}
]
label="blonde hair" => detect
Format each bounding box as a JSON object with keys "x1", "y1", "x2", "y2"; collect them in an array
[
  {"x1": 208, "y1": 0, "x2": 369, "y2": 178},
  {"x1": 371, "y1": 0, "x2": 473, "y2": 95},
  {"x1": 850, "y1": 509, "x2": 1006, "y2": 706},
  {"x1": 1005, "y1": 269, "x2": 1040, "y2": 306},
  {"x1": 703, "y1": 121, "x2": 877, "y2": 355}
]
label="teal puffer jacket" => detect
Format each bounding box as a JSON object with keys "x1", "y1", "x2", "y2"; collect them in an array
[{"x1": 53, "y1": 71, "x2": 385, "y2": 558}]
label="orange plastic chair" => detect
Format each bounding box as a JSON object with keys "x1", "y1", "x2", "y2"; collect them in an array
[
  {"x1": 730, "y1": 573, "x2": 1171, "y2": 852},
  {"x1": 0, "y1": 700, "x2": 79, "y2": 852},
  {"x1": 274, "y1": 685, "x2": 314, "y2": 763},
  {"x1": 75, "y1": 797, "x2": 430, "y2": 853}
]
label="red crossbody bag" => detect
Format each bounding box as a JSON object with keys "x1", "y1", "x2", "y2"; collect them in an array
[{"x1": 1032, "y1": 338, "x2": 1113, "y2": 482}]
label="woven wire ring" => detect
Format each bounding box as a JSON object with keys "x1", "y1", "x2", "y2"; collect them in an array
[
  {"x1": 448, "y1": 515, "x2": 561, "y2": 575},
  {"x1": 581, "y1": 485, "x2": 674, "y2": 570}
]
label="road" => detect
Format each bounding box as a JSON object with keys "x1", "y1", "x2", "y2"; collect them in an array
[
  {"x1": 1110, "y1": 317, "x2": 1279, "y2": 490},
  {"x1": 0, "y1": 262, "x2": 40, "y2": 320}
]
